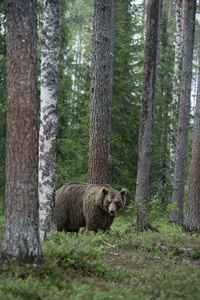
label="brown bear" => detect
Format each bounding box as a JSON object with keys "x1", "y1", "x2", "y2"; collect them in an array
[{"x1": 55, "y1": 181, "x2": 126, "y2": 233}]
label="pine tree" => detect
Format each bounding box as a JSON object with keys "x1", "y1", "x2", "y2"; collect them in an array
[
  {"x1": 151, "y1": 11, "x2": 174, "y2": 213},
  {"x1": 184, "y1": 52, "x2": 200, "y2": 230},
  {"x1": 109, "y1": 0, "x2": 143, "y2": 194},
  {"x1": 0, "y1": 0, "x2": 6, "y2": 213},
  {"x1": 134, "y1": 0, "x2": 160, "y2": 227},
  {"x1": 87, "y1": 0, "x2": 116, "y2": 184},
  {"x1": 56, "y1": 0, "x2": 92, "y2": 187},
  {"x1": 170, "y1": 0, "x2": 196, "y2": 224},
  {"x1": 1, "y1": 0, "x2": 42, "y2": 262}
]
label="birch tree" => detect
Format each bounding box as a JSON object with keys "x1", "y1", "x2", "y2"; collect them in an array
[
  {"x1": 1, "y1": 0, "x2": 42, "y2": 262},
  {"x1": 184, "y1": 54, "x2": 200, "y2": 230},
  {"x1": 170, "y1": 0, "x2": 196, "y2": 224},
  {"x1": 134, "y1": 0, "x2": 159, "y2": 227},
  {"x1": 170, "y1": 0, "x2": 182, "y2": 166},
  {"x1": 38, "y1": 0, "x2": 60, "y2": 240},
  {"x1": 87, "y1": 0, "x2": 116, "y2": 184}
]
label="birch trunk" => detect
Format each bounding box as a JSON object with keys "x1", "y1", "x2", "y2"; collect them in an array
[
  {"x1": 38, "y1": 0, "x2": 60, "y2": 240},
  {"x1": 184, "y1": 52, "x2": 200, "y2": 229},
  {"x1": 1, "y1": 0, "x2": 42, "y2": 262},
  {"x1": 170, "y1": 0, "x2": 196, "y2": 224},
  {"x1": 170, "y1": 0, "x2": 182, "y2": 166},
  {"x1": 134, "y1": 0, "x2": 159, "y2": 227},
  {"x1": 87, "y1": 0, "x2": 116, "y2": 184}
]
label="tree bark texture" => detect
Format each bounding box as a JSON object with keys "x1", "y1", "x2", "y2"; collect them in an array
[
  {"x1": 170, "y1": 0, "x2": 182, "y2": 167},
  {"x1": 38, "y1": 0, "x2": 60, "y2": 240},
  {"x1": 184, "y1": 57, "x2": 200, "y2": 227},
  {"x1": 181, "y1": 0, "x2": 186, "y2": 55},
  {"x1": 157, "y1": 0, "x2": 163, "y2": 64},
  {"x1": 1, "y1": 0, "x2": 42, "y2": 262},
  {"x1": 134, "y1": 0, "x2": 159, "y2": 226},
  {"x1": 170, "y1": 0, "x2": 196, "y2": 224},
  {"x1": 108, "y1": 0, "x2": 116, "y2": 157},
  {"x1": 87, "y1": 0, "x2": 116, "y2": 184},
  {"x1": 168, "y1": 0, "x2": 173, "y2": 20}
]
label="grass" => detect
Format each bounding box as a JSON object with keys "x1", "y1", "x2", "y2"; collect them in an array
[{"x1": 0, "y1": 214, "x2": 200, "y2": 299}]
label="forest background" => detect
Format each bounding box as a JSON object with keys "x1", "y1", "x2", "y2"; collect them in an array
[
  {"x1": 0, "y1": 0, "x2": 200, "y2": 221},
  {"x1": 1, "y1": 0, "x2": 200, "y2": 298}
]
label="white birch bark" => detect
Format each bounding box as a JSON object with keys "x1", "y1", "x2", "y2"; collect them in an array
[
  {"x1": 38, "y1": 0, "x2": 60, "y2": 240},
  {"x1": 170, "y1": 0, "x2": 182, "y2": 164}
]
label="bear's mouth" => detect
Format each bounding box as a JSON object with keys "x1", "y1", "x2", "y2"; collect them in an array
[{"x1": 109, "y1": 210, "x2": 115, "y2": 216}]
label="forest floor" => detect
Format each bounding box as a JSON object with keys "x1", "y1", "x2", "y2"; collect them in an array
[{"x1": 0, "y1": 214, "x2": 200, "y2": 299}]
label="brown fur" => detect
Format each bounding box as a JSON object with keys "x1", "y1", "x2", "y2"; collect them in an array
[{"x1": 55, "y1": 182, "x2": 126, "y2": 233}]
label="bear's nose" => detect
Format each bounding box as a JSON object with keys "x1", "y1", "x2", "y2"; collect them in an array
[{"x1": 109, "y1": 210, "x2": 115, "y2": 216}]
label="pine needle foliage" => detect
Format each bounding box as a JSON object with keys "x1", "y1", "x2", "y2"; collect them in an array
[{"x1": 109, "y1": 0, "x2": 144, "y2": 198}]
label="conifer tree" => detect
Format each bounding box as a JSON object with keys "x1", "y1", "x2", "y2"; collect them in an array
[
  {"x1": 56, "y1": 0, "x2": 92, "y2": 187},
  {"x1": 151, "y1": 11, "x2": 174, "y2": 212},
  {"x1": 134, "y1": 0, "x2": 160, "y2": 227},
  {"x1": 184, "y1": 52, "x2": 200, "y2": 229},
  {"x1": 1, "y1": 0, "x2": 42, "y2": 262},
  {"x1": 87, "y1": 0, "x2": 116, "y2": 184},
  {"x1": 0, "y1": 0, "x2": 6, "y2": 212},
  {"x1": 109, "y1": 0, "x2": 143, "y2": 193},
  {"x1": 170, "y1": 0, "x2": 196, "y2": 224}
]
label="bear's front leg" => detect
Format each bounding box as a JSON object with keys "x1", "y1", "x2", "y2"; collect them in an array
[{"x1": 85, "y1": 207, "x2": 107, "y2": 232}]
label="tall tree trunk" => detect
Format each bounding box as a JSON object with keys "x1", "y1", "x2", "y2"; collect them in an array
[
  {"x1": 134, "y1": 0, "x2": 160, "y2": 227},
  {"x1": 184, "y1": 51, "x2": 200, "y2": 229},
  {"x1": 38, "y1": 0, "x2": 60, "y2": 240},
  {"x1": 170, "y1": 0, "x2": 196, "y2": 224},
  {"x1": 181, "y1": 0, "x2": 186, "y2": 55},
  {"x1": 1, "y1": 0, "x2": 42, "y2": 262},
  {"x1": 168, "y1": 0, "x2": 172, "y2": 20},
  {"x1": 170, "y1": 0, "x2": 182, "y2": 168},
  {"x1": 0, "y1": 0, "x2": 6, "y2": 214},
  {"x1": 108, "y1": 0, "x2": 116, "y2": 157},
  {"x1": 87, "y1": 0, "x2": 116, "y2": 184},
  {"x1": 156, "y1": 0, "x2": 163, "y2": 68}
]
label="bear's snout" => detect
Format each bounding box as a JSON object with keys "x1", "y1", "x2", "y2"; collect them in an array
[{"x1": 109, "y1": 203, "x2": 116, "y2": 216}]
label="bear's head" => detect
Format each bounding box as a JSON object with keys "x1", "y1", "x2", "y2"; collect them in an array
[{"x1": 98, "y1": 187, "x2": 126, "y2": 217}]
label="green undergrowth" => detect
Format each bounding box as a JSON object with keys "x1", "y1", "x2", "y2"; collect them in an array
[{"x1": 0, "y1": 215, "x2": 200, "y2": 299}]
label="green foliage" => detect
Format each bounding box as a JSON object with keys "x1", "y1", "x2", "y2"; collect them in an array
[
  {"x1": 42, "y1": 231, "x2": 111, "y2": 277},
  {"x1": 1, "y1": 216, "x2": 200, "y2": 299},
  {"x1": 109, "y1": 0, "x2": 144, "y2": 197},
  {"x1": 151, "y1": 11, "x2": 174, "y2": 215},
  {"x1": 56, "y1": 0, "x2": 92, "y2": 189}
]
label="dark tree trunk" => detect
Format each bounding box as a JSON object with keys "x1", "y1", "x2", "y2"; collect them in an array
[
  {"x1": 184, "y1": 53, "x2": 200, "y2": 229},
  {"x1": 134, "y1": 0, "x2": 159, "y2": 226},
  {"x1": 1, "y1": 0, "x2": 42, "y2": 262},
  {"x1": 181, "y1": 0, "x2": 186, "y2": 55},
  {"x1": 87, "y1": 0, "x2": 116, "y2": 184},
  {"x1": 170, "y1": 0, "x2": 196, "y2": 224}
]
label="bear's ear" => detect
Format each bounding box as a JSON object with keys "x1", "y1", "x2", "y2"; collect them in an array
[
  {"x1": 120, "y1": 188, "x2": 126, "y2": 196},
  {"x1": 102, "y1": 187, "x2": 109, "y2": 195}
]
